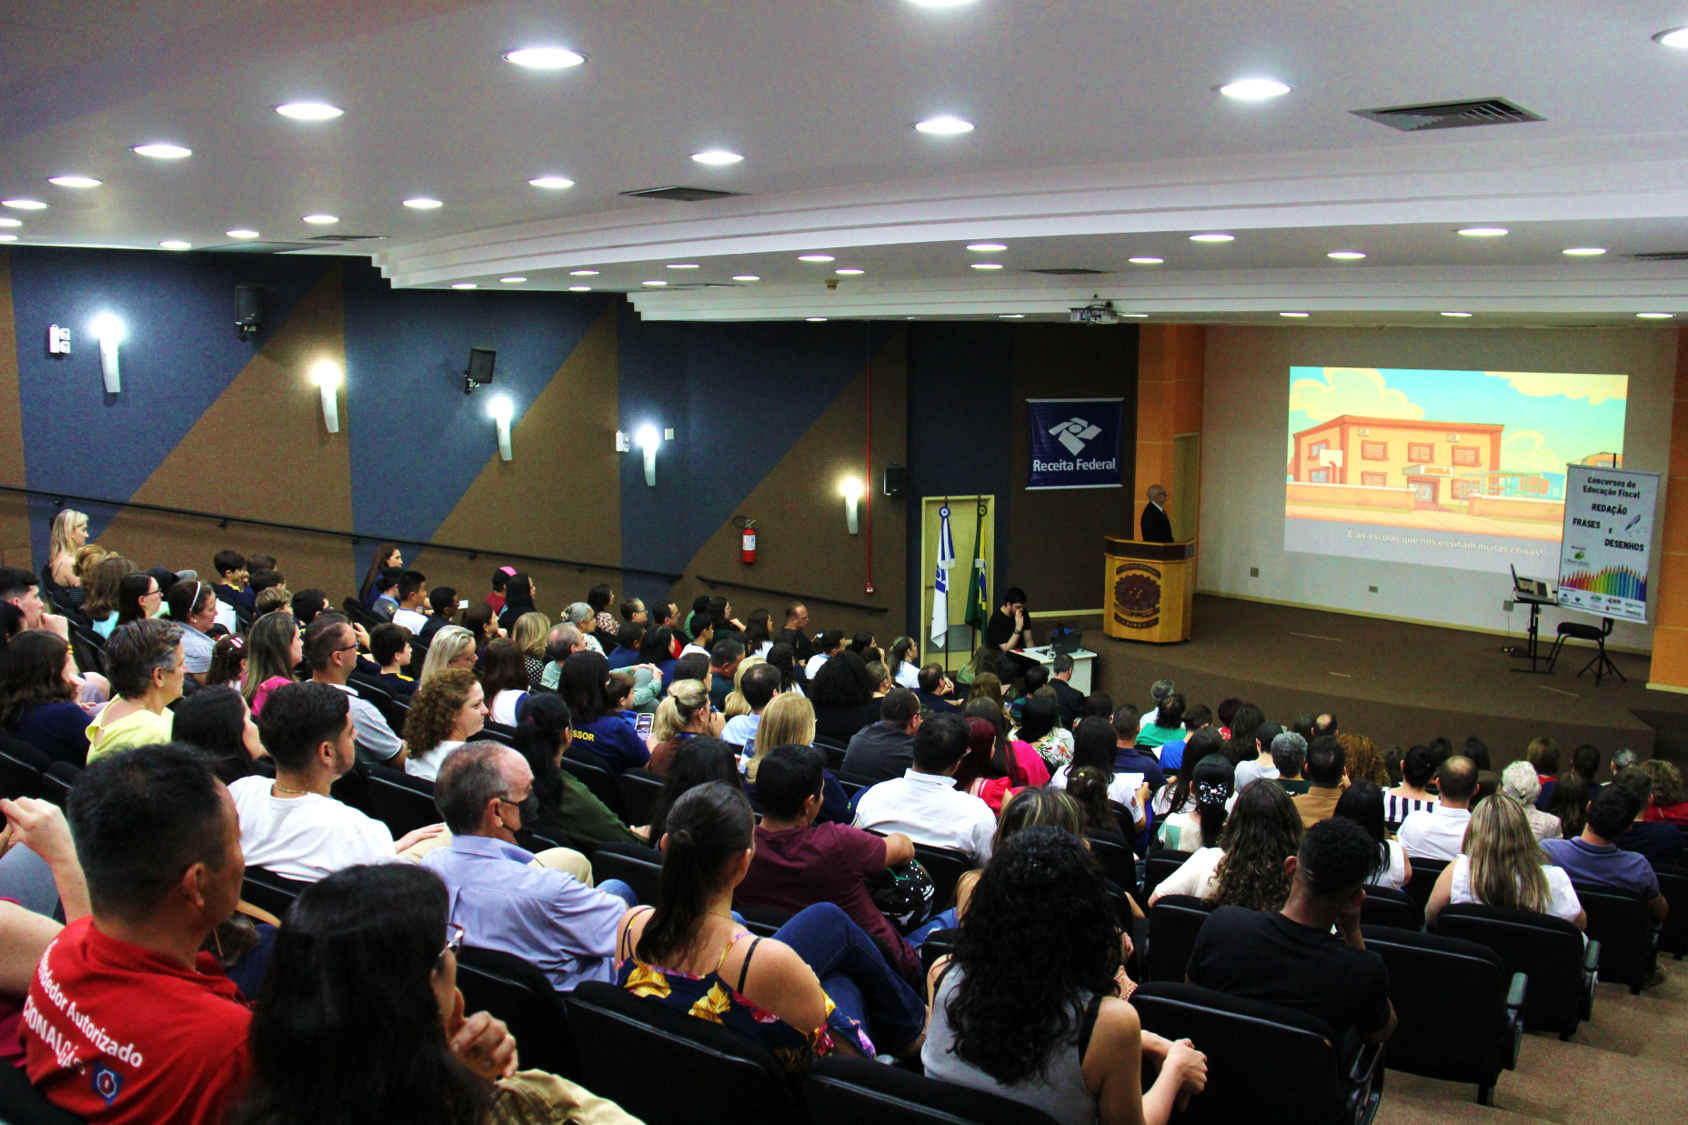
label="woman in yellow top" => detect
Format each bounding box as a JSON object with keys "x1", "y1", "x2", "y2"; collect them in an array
[{"x1": 86, "y1": 619, "x2": 184, "y2": 762}]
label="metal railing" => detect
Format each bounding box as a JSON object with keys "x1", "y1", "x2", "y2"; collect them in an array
[{"x1": 694, "y1": 574, "x2": 888, "y2": 614}]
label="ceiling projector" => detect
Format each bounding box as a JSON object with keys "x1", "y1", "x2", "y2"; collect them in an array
[{"x1": 1068, "y1": 299, "x2": 1120, "y2": 325}]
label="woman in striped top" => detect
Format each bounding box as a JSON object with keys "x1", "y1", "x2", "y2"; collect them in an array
[{"x1": 1385, "y1": 744, "x2": 1439, "y2": 826}]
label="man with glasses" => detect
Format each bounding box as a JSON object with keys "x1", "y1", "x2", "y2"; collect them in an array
[
  {"x1": 304, "y1": 613, "x2": 406, "y2": 767},
  {"x1": 424, "y1": 742, "x2": 635, "y2": 993}
]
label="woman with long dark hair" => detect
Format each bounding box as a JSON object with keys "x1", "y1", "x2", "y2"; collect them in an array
[
  {"x1": 587, "y1": 583, "x2": 617, "y2": 638},
  {"x1": 1545, "y1": 771, "x2": 1590, "y2": 839},
  {"x1": 0, "y1": 630, "x2": 92, "y2": 765},
  {"x1": 765, "y1": 641, "x2": 800, "y2": 696},
  {"x1": 83, "y1": 556, "x2": 134, "y2": 638},
  {"x1": 637, "y1": 625, "x2": 678, "y2": 686},
  {"x1": 237, "y1": 863, "x2": 636, "y2": 1125},
  {"x1": 887, "y1": 636, "x2": 919, "y2": 690},
  {"x1": 496, "y1": 574, "x2": 538, "y2": 634},
  {"x1": 1204, "y1": 781, "x2": 1303, "y2": 912},
  {"x1": 173, "y1": 685, "x2": 265, "y2": 784},
  {"x1": 646, "y1": 738, "x2": 741, "y2": 841},
  {"x1": 559, "y1": 651, "x2": 647, "y2": 773},
  {"x1": 924, "y1": 827, "x2": 1206, "y2": 1125},
  {"x1": 956, "y1": 701, "x2": 1050, "y2": 813},
  {"x1": 478, "y1": 639, "x2": 529, "y2": 727},
  {"x1": 1014, "y1": 694, "x2": 1072, "y2": 770},
  {"x1": 617, "y1": 782, "x2": 926, "y2": 1074},
  {"x1": 358, "y1": 543, "x2": 402, "y2": 607},
  {"x1": 1155, "y1": 754, "x2": 1233, "y2": 852},
  {"x1": 510, "y1": 693, "x2": 640, "y2": 848},
  {"x1": 807, "y1": 650, "x2": 880, "y2": 743},
  {"x1": 1386, "y1": 744, "x2": 1440, "y2": 825},
  {"x1": 1052, "y1": 717, "x2": 1147, "y2": 834},
  {"x1": 113, "y1": 570, "x2": 162, "y2": 629},
  {"x1": 1333, "y1": 779, "x2": 1410, "y2": 890},
  {"x1": 745, "y1": 608, "x2": 775, "y2": 658},
  {"x1": 1219, "y1": 704, "x2": 1265, "y2": 767}
]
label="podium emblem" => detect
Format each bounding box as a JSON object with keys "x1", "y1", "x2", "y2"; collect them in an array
[{"x1": 1112, "y1": 562, "x2": 1162, "y2": 630}]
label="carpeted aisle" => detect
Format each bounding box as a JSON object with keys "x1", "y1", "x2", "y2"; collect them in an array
[{"x1": 1376, "y1": 969, "x2": 1688, "y2": 1124}]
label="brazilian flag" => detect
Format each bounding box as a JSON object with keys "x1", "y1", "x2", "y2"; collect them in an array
[{"x1": 964, "y1": 503, "x2": 989, "y2": 635}]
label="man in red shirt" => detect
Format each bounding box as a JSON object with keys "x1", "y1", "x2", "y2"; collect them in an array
[
  {"x1": 737, "y1": 744, "x2": 921, "y2": 982},
  {"x1": 24, "y1": 745, "x2": 251, "y2": 1124}
]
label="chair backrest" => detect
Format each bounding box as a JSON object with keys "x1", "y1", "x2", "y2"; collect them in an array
[
  {"x1": 1131, "y1": 981, "x2": 1354, "y2": 1124},
  {"x1": 1360, "y1": 884, "x2": 1424, "y2": 931},
  {"x1": 1085, "y1": 834, "x2": 1139, "y2": 900},
  {"x1": 0, "y1": 735, "x2": 49, "y2": 800},
  {"x1": 1435, "y1": 903, "x2": 1592, "y2": 1035},
  {"x1": 241, "y1": 865, "x2": 314, "y2": 919},
  {"x1": 808, "y1": 1056, "x2": 1062, "y2": 1125},
  {"x1": 1656, "y1": 864, "x2": 1688, "y2": 958},
  {"x1": 365, "y1": 765, "x2": 441, "y2": 838},
  {"x1": 1572, "y1": 881, "x2": 1657, "y2": 989},
  {"x1": 918, "y1": 927, "x2": 960, "y2": 979},
  {"x1": 0, "y1": 1055, "x2": 88, "y2": 1125},
  {"x1": 617, "y1": 768, "x2": 665, "y2": 827},
  {"x1": 591, "y1": 841, "x2": 663, "y2": 905},
  {"x1": 341, "y1": 596, "x2": 381, "y2": 629},
  {"x1": 566, "y1": 980, "x2": 801, "y2": 1125},
  {"x1": 327, "y1": 761, "x2": 375, "y2": 816},
  {"x1": 1145, "y1": 895, "x2": 1217, "y2": 982},
  {"x1": 69, "y1": 627, "x2": 105, "y2": 677},
  {"x1": 455, "y1": 946, "x2": 580, "y2": 1080},
  {"x1": 560, "y1": 750, "x2": 628, "y2": 819},
  {"x1": 737, "y1": 904, "x2": 794, "y2": 939},
  {"x1": 1140, "y1": 849, "x2": 1194, "y2": 905},
  {"x1": 1359, "y1": 925, "x2": 1515, "y2": 1086},
  {"x1": 912, "y1": 843, "x2": 973, "y2": 912},
  {"x1": 1401, "y1": 855, "x2": 1450, "y2": 911},
  {"x1": 477, "y1": 725, "x2": 517, "y2": 750},
  {"x1": 40, "y1": 761, "x2": 81, "y2": 808}
]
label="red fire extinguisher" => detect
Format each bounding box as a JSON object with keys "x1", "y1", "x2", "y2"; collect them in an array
[{"x1": 740, "y1": 518, "x2": 757, "y2": 564}]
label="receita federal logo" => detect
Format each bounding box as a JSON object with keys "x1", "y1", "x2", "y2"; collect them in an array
[{"x1": 1050, "y1": 417, "x2": 1103, "y2": 455}]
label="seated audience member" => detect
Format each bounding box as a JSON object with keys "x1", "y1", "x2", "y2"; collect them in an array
[
  {"x1": 864, "y1": 659, "x2": 893, "y2": 699},
  {"x1": 965, "y1": 672, "x2": 1008, "y2": 717},
  {"x1": 1139, "y1": 679, "x2": 1176, "y2": 730},
  {"x1": 842, "y1": 688, "x2": 922, "y2": 782},
  {"x1": 537, "y1": 622, "x2": 587, "y2": 690},
  {"x1": 249, "y1": 567, "x2": 287, "y2": 612},
  {"x1": 211, "y1": 549, "x2": 252, "y2": 612},
  {"x1": 1043, "y1": 652, "x2": 1085, "y2": 726},
  {"x1": 1137, "y1": 693, "x2": 1186, "y2": 751},
  {"x1": 1292, "y1": 736, "x2": 1348, "y2": 828},
  {"x1": 173, "y1": 684, "x2": 264, "y2": 784},
  {"x1": 0, "y1": 630, "x2": 93, "y2": 765},
  {"x1": 1569, "y1": 743, "x2": 1602, "y2": 792},
  {"x1": 1426, "y1": 793, "x2": 1585, "y2": 929},
  {"x1": 1188, "y1": 816, "x2": 1396, "y2": 1048},
  {"x1": 423, "y1": 743, "x2": 633, "y2": 991},
  {"x1": 1333, "y1": 780, "x2": 1410, "y2": 890},
  {"x1": 484, "y1": 564, "x2": 514, "y2": 615},
  {"x1": 617, "y1": 783, "x2": 925, "y2": 1068},
  {"x1": 1065, "y1": 767, "x2": 1136, "y2": 856},
  {"x1": 804, "y1": 629, "x2": 846, "y2": 678},
  {"x1": 808, "y1": 649, "x2": 883, "y2": 743},
  {"x1": 510, "y1": 693, "x2": 641, "y2": 847},
  {"x1": 81, "y1": 556, "x2": 134, "y2": 639},
  {"x1": 774, "y1": 602, "x2": 817, "y2": 662},
  {"x1": 854, "y1": 713, "x2": 997, "y2": 864},
  {"x1": 943, "y1": 787, "x2": 1093, "y2": 925},
  {"x1": 1545, "y1": 771, "x2": 1590, "y2": 840},
  {"x1": 1500, "y1": 760, "x2": 1563, "y2": 842},
  {"x1": 513, "y1": 612, "x2": 554, "y2": 686},
  {"x1": 586, "y1": 584, "x2": 619, "y2": 638},
  {"x1": 1262, "y1": 731, "x2": 1308, "y2": 796},
  {"x1": 1156, "y1": 754, "x2": 1233, "y2": 852},
  {"x1": 205, "y1": 634, "x2": 246, "y2": 690},
  {"x1": 1313, "y1": 713, "x2": 1339, "y2": 739},
  {"x1": 288, "y1": 588, "x2": 329, "y2": 630},
  {"x1": 1543, "y1": 785, "x2": 1669, "y2": 921},
  {"x1": 239, "y1": 863, "x2": 637, "y2": 1125},
  {"x1": 561, "y1": 651, "x2": 648, "y2": 773},
  {"x1": 606, "y1": 620, "x2": 645, "y2": 670},
  {"x1": 886, "y1": 636, "x2": 919, "y2": 690},
  {"x1": 1232, "y1": 721, "x2": 1282, "y2": 792},
  {"x1": 403, "y1": 668, "x2": 488, "y2": 782},
  {"x1": 1052, "y1": 716, "x2": 1143, "y2": 819},
  {"x1": 1219, "y1": 704, "x2": 1265, "y2": 764},
  {"x1": 111, "y1": 571, "x2": 163, "y2": 632},
  {"x1": 42, "y1": 510, "x2": 86, "y2": 605},
  {"x1": 1397, "y1": 755, "x2": 1478, "y2": 861},
  {"x1": 366, "y1": 622, "x2": 417, "y2": 702},
  {"x1": 254, "y1": 585, "x2": 292, "y2": 617},
  {"x1": 306, "y1": 614, "x2": 406, "y2": 767},
  {"x1": 646, "y1": 678, "x2": 721, "y2": 777},
  {"x1": 1612, "y1": 767, "x2": 1685, "y2": 866},
  {"x1": 165, "y1": 579, "x2": 218, "y2": 683},
  {"x1": 708, "y1": 639, "x2": 745, "y2": 711},
  {"x1": 926, "y1": 827, "x2": 1207, "y2": 1124},
  {"x1": 1527, "y1": 736, "x2": 1562, "y2": 811},
  {"x1": 1, "y1": 796, "x2": 89, "y2": 1059},
  {"x1": 237, "y1": 682, "x2": 440, "y2": 879},
  {"x1": 737, "y1": 744, "x2": 920, "y2": 982},
  {"x1": 389, "y1": 570, "x2": 431, "y2": 634},
  {"x1": 913, "y1": 662, "x2": 959, "y2": 714},
  {"x1": 358, "y1": 545, "x2": 401, "y2": 609},
  {"x1": 563, "y1": 602, "x2": 605, "y2": 657},
  {"x1": 1156, "y1": 727, "x2": 1223, "y2": 811},
  {"x1": 1338, "y1": 733, "x2": 1392, "y2": 790},
  {"x1": 86, "y1": 619, "x2": 184, "y2": 761},
  {"x1": 461, "y1": 603, "x2": 502, "y2": 658},
  {"x1": 1386, "y1": 745, "x2": 1440, "y2": 824},
  {"x1": 720, "y1": 662, "x2": 781, "y2": 748},
  {"x1": 635, "y1": 623, "x2": 678, "y2": 683},
  {"x1": 479, "y1": 638, "x2": 529, "y2": 727},
  {"x1": 678, "y1": 611, "x2": 714, "y2": 659},
  {"x1": 620, "y1": 596, "x2": 647, "y2": 625},
  {"x1": 1015, "y1": 694, "x2": 1073, "y2": 771},
  {"x1": 23, "y1": 746, "x2": 250, "y2": 1124},
  {"x1": 1642, "y1": 760, "x2": 1688, "y2": 825},
  {"x1": 242, "y1": 611, "x2": 301, "y2": 716},
  {"x1": 419, "y1": 585, "x2": 458, "y2": 642},
  {"x1": 1151, "y1": 778, "x2": 1300, "y2": 906},
  {"x1": 742, "y1": 693, "x2": 851, "y2": 826},
  {"x1": 744, "y1": 609, "x2": 775, "y2": 659},
  {"x1": 496, "y1": 573, "x2": 538, "y2": 634},
  {"x1": 955, "y1": 706, "x2": 1050, "y2": 816},
  {"x1": 647, "y1": 738, "x2": 742, "y2": 840},
  {"x1": 1110, "y1": 705, "x2": 1168, "y2": 795}
]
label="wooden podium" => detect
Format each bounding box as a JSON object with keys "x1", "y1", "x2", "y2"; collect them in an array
[{"x1": 1104, "y1": 537, "x2": 1196, "y2": 644}]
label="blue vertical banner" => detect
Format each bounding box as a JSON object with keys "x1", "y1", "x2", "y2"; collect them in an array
[{"x1": 1027, "y1": 398, "x2": 1125, "y2": 490}]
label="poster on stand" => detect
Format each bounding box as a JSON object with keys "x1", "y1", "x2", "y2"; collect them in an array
[{"x1": 1557, "y1": 464, "x2": 1658, "y2": 622}]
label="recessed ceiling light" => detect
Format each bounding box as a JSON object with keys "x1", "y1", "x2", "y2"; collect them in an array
[
  {"x1": 691, "y1": 150, "x2": 743, "y2": 165},
  {"x1": 403, "y1": 197, "x2": 443, "y2": 209},
  {"x1": 0, "y1": 235, "x2": 15, "y2": 243},
  {"x1": 733, "y1": 275, "x2": 760, "y2": 281},
  {"x1": 967, "y1": 242, "x2": 1006, "y2": 251},
  {"x1": 1655, "y1": 27, "x2": 1688, "y2": 47},
  {"x1": 503, "y1": 46, "x2": 586, "y2": 69},
  {"x1": 1563, "y1": 247, "x2": 1607, "y2": 257},
  {"x1": 1441, "y1": 312, "x2": 1472, "y2": 317},
  {"x1": 1190, "y1": 233, "x2": 1233, "y2": 242},
  {"x1": 132, "y1": 143, "x2": 191, "y2": 159},
  {"x1": 970, "y1": 262, "x2": 1003, "y2": 270},
  {"x1": 0, "y1": 218, "x2": 20, "y2": 228},
  {"x1": 2, "y1": 199, "x2": 46, "y2": 210},
  {"x1": 47, "y1": 176, "x2": 100, "y2": 188},
  {"x1": 835, "y1": 268, "x2": 865, "y2": 275},
  {"x1": 1637, "y1": 312, "x2": 1675, "y2": 319},
  {"x1": 159, "y1": 240, "x2": 191, "y2": 250},
  {"x1": 908, "y1": 0, "x2": 980, "y2": 7},
  {"x1": 500, "y1": 276, "x2": 527, "y2": 283},
  {"x1": 1279, "y1": 312, "x2": 1309, "y2": 317},
  {"x1": 999, "y1": 314, "x2": 1024, "y2": 318},
  {"x1": 667, "y1": 263, "x2": 699, "y2": 269},
  {"x1": 642, "y1": 280, "x2": 667, "y2": 286},
  {"x1": 1327, "y1": 251, "x2": 1366, "y2": 260},
  {"x1": 1457, "y1": 227, "x2": 1508, "y2": 237},
  {"x1": 914, "y1": 115, "x2": 974, "y2": 135},
  {"x1": 806, "y1": 317, "x2": 828, "y2": 322},
  {"x1": 529, "y1": 176, "x2": 576, "y2": 189},
  {"x1": 451, "y1": 283, "x2": 477, "y2": 290},
  {"x1": 226, "y1": 229, "x2": 260, "y2": 239},
  {"x1": 569, "y1": 269, "x2": 598, "y2": 276},
  {"x1": 302, "y1": 214, "x2": 338, "y2": 224},
  {"x1": 1128, "y1": 257, "x2": 1164, "y2": 265},
  {"x1": 276, "y1": 102, "x2": 343, "y2": 120},
  {"x1": 1219, "y1": 78, "x2": 1292, "y2": 100},
  {"x1": 568, "y1": 285, "x2": 592, "y2": 292},
  {"x1": 799, "y1": 254, "x2": 836, "y2": 262}
]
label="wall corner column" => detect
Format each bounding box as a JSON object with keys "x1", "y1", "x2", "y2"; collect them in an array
[
  {"x1": 1649, "y1": 327, "x2": 1688, "y2": 691},
  {"x1": 1134, "y1": 322, "x2": 1205, "y2": 538}
]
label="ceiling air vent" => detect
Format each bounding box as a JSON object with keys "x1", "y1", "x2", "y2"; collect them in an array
[
  {"x1": 202, "y1": 241, "x2": 317, "y2": 254},
  {"x1": 307, "y1": 233, "x2": 386, "y2": 242},
  {"x1": 1632, "y1": 251, "x2": 1688, "y2": 262},
  {"x1": 1024, "y1": 267, "x2": 1111, "y2": 276},
  {"x1": 1352, "y1": 97, "x2": 1543, "y2": 132},
  {"x1": 620, "y1": 186, "x2": 743, "y2": 202}
]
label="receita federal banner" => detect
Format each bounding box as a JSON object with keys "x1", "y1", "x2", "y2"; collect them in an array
[
  {"x1": 1558, "y1": 464, "x2": 1658, "y2": 623},
  {"x1": 1027, "y1": 397, "x2": 1124, "y2": 490}
]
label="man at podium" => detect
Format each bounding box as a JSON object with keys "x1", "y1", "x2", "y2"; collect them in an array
[{"x1": 1140, "y1": 483, "x2": 1174, "y2": 543}]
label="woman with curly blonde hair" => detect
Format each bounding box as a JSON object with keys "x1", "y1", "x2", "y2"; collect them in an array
[
  {"x1": 1337, "y1": 733, "x2": 1391, "y2": 789},
  {"x1": 1204, "y1": 780, "x2": 1304, "y2": 913},
  {"x1": 401, "y1": 667, "x2": 486, "y2": 782}
]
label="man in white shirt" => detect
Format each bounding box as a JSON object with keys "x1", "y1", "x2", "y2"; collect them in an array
[
  {"x1": 234, "y1": 681, "x2": 442, "y2": 881},
  {"x1": 805, "y1": 630, "x2": 845, "y2": 679},
  {"x1": 1396, "y1": 756, "x2": 1477, "y2": 861},
  {"x1": 721, "y1": 663, "x2": 781, "y2": 749},
  {"x1": 305, "y1": 613, "x2": 407, "y2": 767},
  {"x1": 853, "y1": 713, "x2": 996, "y2": 865},
  {"x1": 391, "y1": 570, "x2": 432, "y2": 634}
]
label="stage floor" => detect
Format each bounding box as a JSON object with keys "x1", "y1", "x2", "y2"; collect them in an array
[{"x1": 1089, "y1": 594, "x2": 1688, "y2": 765}]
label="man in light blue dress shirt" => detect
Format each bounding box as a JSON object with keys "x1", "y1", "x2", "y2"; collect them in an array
[{"x1": 422, "y1": 742, "x2": 637, "y2": 993}]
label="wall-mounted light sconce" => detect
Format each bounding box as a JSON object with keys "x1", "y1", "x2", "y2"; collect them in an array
[
  {"x1": 90, "y1": 313, "x2": 124, "y2": 393},
  {"x1": 310, "y1": 359, "x2": 341, "y2": 433},
  {"x1": 636, "y1": 425, "x2": 661, "y2": 486},
  {"x1": 840, "y1": 476, "x2": 863, "y2": 534},
  {"x1": 489, "y1": 395, "x2": 514, "y2": 461}
]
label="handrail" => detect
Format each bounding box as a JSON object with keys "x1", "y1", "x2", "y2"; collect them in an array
[
  {"x1": 694, "y1": 574, "x2": 888, "y2": 614},
  {"x1": 0, "y1": 484, "x2": 684, "y2": 582}
]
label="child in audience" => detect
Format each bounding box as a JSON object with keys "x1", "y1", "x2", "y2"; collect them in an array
[
  {"x1": 1156, "y1": 755, "x2": 1233, "y2": 852},
  {"x1": 367, "y1": 623, "x2": 417, "y2": 702}
]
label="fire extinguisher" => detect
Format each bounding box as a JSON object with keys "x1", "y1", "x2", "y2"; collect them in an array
[{"x1": 740, "y1": 518, "x2": 757, "y2": 564}]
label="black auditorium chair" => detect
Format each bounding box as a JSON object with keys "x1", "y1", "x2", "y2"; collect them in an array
[
  {"x1": 1132, "y1": 982, "x2": 1383, "y2": 1125},
  {"x1": 808, "y1": 1056, "x2": 1062, "y2": 1125},
  {"x1": 0, "y1": 1056, "x2": 86, "y2": 1125},
  {"x1": 1139, "y1": 849, "x2": 1193, "y2": 906},
  {"x1": 455, "y1": 946, "x2": 580, "y2": 1080},
  {"x1": 1400, "y1": 855, "x2": 1449, "y2": 914},
  {"x1": 327, "y1": 761, "x2": 374, "y2": 816},
  {"x1": 241, "y1": 866, "x2": 315, "y2": 920},
  {"x1": 476, "y1": 723, "x2": 517, "y2": 750},
  {"x1": 812, "y1": 734, "x2": 848, "y2": 772},
  {"x1": 1435, "y1": 903, "x2": 1598, "y2": 1039},
  {"x1": 341, "y1": 596, "x2": 382, "y2": 630},
  {"x1": 912, "y1": 843, "x2": 972, "y2": 914},
  {"x1": 567, "y1": 980, "x2": 801, "y2": 1125},
  {"x1": 1144, "y1": 895, "x2": 1216, "y2": 983},
  {"x1": 591, "y1": 841, "x2": 663, "y2": 905},
  {"x1": 918, "y1": 928, "x2": 960, "y2": 978},
  {"x1": 617, "y1": 768, "x2": 665, "y2": 827},
  {"x1": 40, "y1": 761, "x2": 80, "y2": 808},
  {"x1": 1360, "y1": 925, "x2": 1524, "y2": 1105},
  {"x1": 365, "y1": 765, "x2": 441, "y2": 839},
  {"x1": 1573, "y1": 882, "x2": 1659, "y2": 993},
  {"x1": 1359, "y1": 884, "x2": 1423, "y2": 931},
  {"x1": 737, "y1": 904, "x2": 794, "y2": 939},
  {"x1": 1085, "y1": 833, "x2": 1139, "y2": 900},
  {"x1": 1656, "y1": 864, "x2": 1688, "y2": 960},
  {"x1": 559, "y1": 750, "x2": 628, "y2": 821},
  {"x1": 0, "y1": 735, "x2": 50, "y2": 800}
]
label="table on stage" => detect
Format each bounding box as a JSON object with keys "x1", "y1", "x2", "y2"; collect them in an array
[
  {"x1": 1508, "y1": 587, "x2": 1558, "y2": 674},
  {"x1": 1104, "y1": 537, "x2": 1197, "y2": 644},
  {"x1": 1013, "y1": 645, "x2": 1097, "y2": 695}
]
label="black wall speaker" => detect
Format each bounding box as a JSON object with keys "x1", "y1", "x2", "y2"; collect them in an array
[
  {"x1": 235, "y1": 285, "x2": 263, "y2": 341},
  {"x1": 883, "y1": 463, "x2": 907, "y2": 497}
]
